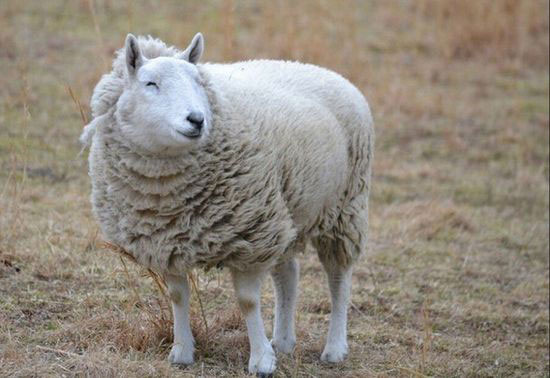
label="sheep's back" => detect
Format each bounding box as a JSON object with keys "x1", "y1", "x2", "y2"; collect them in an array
[{"x1": 202, "y1": 60, "x2": 373, "y2": 139}]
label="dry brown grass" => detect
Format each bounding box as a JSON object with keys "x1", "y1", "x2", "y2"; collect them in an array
[
  {"x1": 423, "y1": 0, "x2": 549, "y2": 65},
  {"x1": 0, "y1": 0, "x2": 548, "y2": 377}
]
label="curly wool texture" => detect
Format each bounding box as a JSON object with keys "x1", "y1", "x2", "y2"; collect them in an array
[{"x1": 85, "y1": 36, "x2": 374, "y2": 274}]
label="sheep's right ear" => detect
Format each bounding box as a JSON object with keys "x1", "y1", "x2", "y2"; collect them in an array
[
  {"x1": 125, "y1": 34, "x2": 143, "y2": 76},
  {"x1": 180, "y1": 33, "x2": 204, "y2": 64}
]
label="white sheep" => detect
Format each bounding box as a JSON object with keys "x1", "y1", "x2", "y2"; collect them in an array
[{"x1": 81, "y1": 33, "x2": 374, "y2": 376}]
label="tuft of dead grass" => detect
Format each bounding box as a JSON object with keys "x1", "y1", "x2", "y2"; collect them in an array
[
  {"x1": 417, "y1": 0, "x2": 549, "y2": 67},
  {"x1": 393, "y1": 200, "x2": 475, "y2": 241}
]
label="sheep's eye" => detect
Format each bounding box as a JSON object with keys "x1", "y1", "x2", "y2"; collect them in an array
[{"x1": 146, "y1": 81, "x2": 158, "y2": 87}]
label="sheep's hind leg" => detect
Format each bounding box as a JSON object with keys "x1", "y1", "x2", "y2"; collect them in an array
[
  {"x1": 318, "y1": 255, "x2": 352, "y2": 363},
  {"x1": 231, "y1": 268, "x2": 276, "y2": 376},
  {"x1": 165, "y1": 273, "x2": 194, "y2": 366},
  {"x1": 270, "y1": 257, "x2": 299, "y2": 354}
]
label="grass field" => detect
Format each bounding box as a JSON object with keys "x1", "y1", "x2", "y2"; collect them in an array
[{"x1": 0, "y1": 1, "x2": 548, "y2": 376}]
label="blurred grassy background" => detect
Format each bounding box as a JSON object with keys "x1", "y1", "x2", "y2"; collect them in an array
[{"x1": 0, "y1": 1, "x2": 548, "y2": 377}]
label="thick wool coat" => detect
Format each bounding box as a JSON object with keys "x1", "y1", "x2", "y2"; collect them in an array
[{"x1": 83, "y1": 37, "x2": 374, "y2": 274}]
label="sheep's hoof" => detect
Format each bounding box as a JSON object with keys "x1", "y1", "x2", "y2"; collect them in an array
[
  {"x1": 271, "y1": 337, "x2": 296, "y2": 355},
  {"x1": 320, "y1": 342, "x2": 348, "y2": 363},
  {"x1": 248, "y1": 344, "x2": 276, "y2": 376},
  {"x1": 256, "y1": 373, "x2": 273, "y2": 378},
  {"x1": 168, "y1": 344, "x2": 194, "y2": 366}
]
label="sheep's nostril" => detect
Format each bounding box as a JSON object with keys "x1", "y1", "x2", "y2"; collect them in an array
[{"x1": 187, "y1": 112, "x2": 204, "y2": 130}]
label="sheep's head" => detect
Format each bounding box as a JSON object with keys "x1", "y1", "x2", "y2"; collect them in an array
[{"x1": 116, "y1": 33, "x2": 211, "y2": 154}]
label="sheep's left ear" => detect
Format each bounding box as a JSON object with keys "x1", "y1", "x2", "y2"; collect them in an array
[{"x1": 180, "y1": 33, "x2": 204, "y2": 64}]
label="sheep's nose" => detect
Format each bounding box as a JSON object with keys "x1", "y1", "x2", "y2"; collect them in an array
[{"x1": 187, "y1": 112, "x2": 204, "y2": 130}]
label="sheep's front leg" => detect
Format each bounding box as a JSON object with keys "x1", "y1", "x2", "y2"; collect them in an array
[
  {"x1": 270, "y1": 257, "x2": 299, "y2": 354},
  {"x1": 164, "y1": 273, "x2": 194, "y2": 366},
  {"x1": 319, "y1": 262, "x2": 352, "y2": 363},
  {"x1": 231, "y1": 268, "x2": 276, "y2": 376}
]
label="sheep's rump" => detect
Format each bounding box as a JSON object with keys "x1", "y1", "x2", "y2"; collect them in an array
[{"x1": 86, "y1": 37, "x2": 373, "y2": 273}]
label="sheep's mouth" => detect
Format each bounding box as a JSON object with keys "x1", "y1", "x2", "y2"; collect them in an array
[{"x1": 175, "y1": 129, "x2": 201, "y2": 139}]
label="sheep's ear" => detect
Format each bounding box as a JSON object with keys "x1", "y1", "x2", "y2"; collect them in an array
[
  {"x1": 180, "y1": 33, "x2": 204, "y2": 64},
  {"x1": 125, "y1": 33, "x2": 143, "y2": 75}
]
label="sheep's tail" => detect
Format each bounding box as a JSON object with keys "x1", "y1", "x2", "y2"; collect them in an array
[{"x1": 315, "y1": 108, "x2": 374, "y2": 267}]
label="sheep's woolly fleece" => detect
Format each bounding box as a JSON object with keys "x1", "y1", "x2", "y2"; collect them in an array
[{"x1": 82, "y1": 36, "x2": 374, "y2": 274}]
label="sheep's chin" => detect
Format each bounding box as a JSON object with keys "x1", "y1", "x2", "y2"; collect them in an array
[
  {"x1": 115, "y1": 124, "x2": 204, "y2": 157},
  {"x1": 124, "y1": 133, "x2": 203, "y2": 157}
]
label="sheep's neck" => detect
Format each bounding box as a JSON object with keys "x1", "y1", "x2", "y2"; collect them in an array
[{"x1": 103, "y1": 127, "x2": 213, "y2": 197}]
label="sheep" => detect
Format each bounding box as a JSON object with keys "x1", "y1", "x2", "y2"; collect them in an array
[{"x1": 81, "y1": 33, "x2": 374, "y2": 376}]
